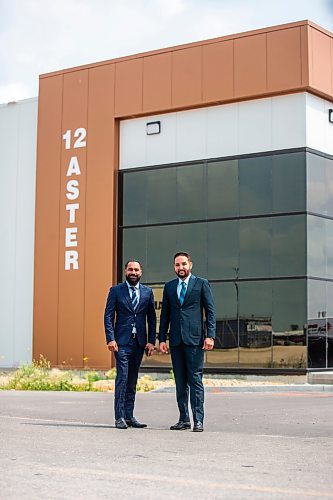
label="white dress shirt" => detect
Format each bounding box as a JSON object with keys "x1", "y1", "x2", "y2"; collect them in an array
[{"x1": 177, "y1": 274, "x2": 191, "y2": 299}]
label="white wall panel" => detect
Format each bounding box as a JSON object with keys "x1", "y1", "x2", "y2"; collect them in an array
[
  {"x1": 120, "y1": 93, "x2": 318, "y2": 170},
  {"x1": 272, "y1": 93, "x2": 306, "y2": 151},
  {"x1": 238, "y1": 98, "x2": 271, "y2": 155},
  {"x1": 119, "y1": 119, "x2": 146, "y2": 170},
  {"x1": 206, "y1": 103, "x2": 238, "y2": 159},
  {"x1": 0, "y1": 98, "x2": 37, "y2": 367},
  {"x1": 146, "y1": 113, "x2": 177, "y2": 166},
  {"x1": 306, "y1": 93, "x2": 333, "y2": 156},
  {"x1": 176, "y1": 108, "x2": 206, "y2": 163}
]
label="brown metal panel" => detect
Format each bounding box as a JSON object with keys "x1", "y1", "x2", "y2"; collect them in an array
[
  {"x1": 234, "y1": 33, "x2": 267, "y2": 98},
  {"x1": 33, "y1": 75, "x2": 63, "y2": 366},
  {"x1": 84, "y1": 64, "x2": 116, "y2": 369},
  {"x1": 57, "y1": 70, "x2": 88, "y2": 367},
  {"x1": 300, "y1": 25, "x2": 310, "y2": 87},
  {"x1": 115, "y1": 59, "x2": 143, "y2": 117},
  {"x1": 172, "y1": 46, "x2": 202, "y2": 108},
  {"x1": 309, "y1": 27, "x2": 332, "y2": 96},
  {"x1": 143, "y1": 53, "x2": 172, "y2": 113},
  {"x1": 202, "y1": 40, "x2": 234, "y2": 103},
  {"x1": 267, "y1": 27, "x2": 302, "y2": 91}
]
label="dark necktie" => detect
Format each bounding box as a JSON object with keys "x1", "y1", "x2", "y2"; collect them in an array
[
  {"x1": 130, "y1": 286, "x2": 138, "y2": 310},
  {"x1": 179, "y1": 281, "x2": 187, "y2": 305}
]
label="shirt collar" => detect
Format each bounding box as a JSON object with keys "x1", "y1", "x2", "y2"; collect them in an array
[
  {"x1": 126, "y1": 281, "x2": 140, "y2": 290},
  {"x1": 178, "y1": 274, "x2": 191, "y2": 286}
]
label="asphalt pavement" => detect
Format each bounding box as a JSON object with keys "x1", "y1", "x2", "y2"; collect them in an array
[{"x1": 1, "y1": 389, "x2": 333, "y2": 499}]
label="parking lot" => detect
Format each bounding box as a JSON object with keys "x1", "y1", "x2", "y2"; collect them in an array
[{"x1": 1, "y1": 389, "x2": 333, "y2": 499}]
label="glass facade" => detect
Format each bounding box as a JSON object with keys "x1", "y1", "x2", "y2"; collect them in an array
[{"x1": 119, "y1": 150, "x2": 333, "y2": 370}]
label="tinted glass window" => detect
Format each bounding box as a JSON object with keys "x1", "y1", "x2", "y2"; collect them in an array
[
  {"x1": 239, "y1": 218, "x2": 271, "y2": 278},
  {"x1": 122, "y1": 171, "x2": 147, "y2": 226},
  {"x1": 175, "y1": 222, "x2": 208, "y2": 278},
  {"x1": 272, "y1": 215, "x2": 306, "y2": 277},
  {"x1": 146, "y1": 167, "x2": 177, "y2": 224},
  {"x1": 207, "y1": 160, "x2": 238, "y2": 218},
  {"x1": 307, "y1": 153, "x2": 327, "y2": 215},
  {"x1": 207, "y1": 220, "x2": 239, "y2": 280},
  {"x1": 122, "y1": 227, "x2": 147, "y2": 275},
  {"x1": 307, "y1": 215, "x2": 326, "y2": 278},
  {"x1": 272, "y1": 152, "x2": 306, "y2": 213},
  {"x1": 326, "y1": 218, "x2": 333, "y2": 279},
  {"x1": 176, "y1": 163, "x2": 206, "y2": 221},
  {"x1": 307, "y1": 279, "x2": 327, "y2": 368},
  {"x1": 210, "y1": 282, "x2": 238, "y2": 350},
  {"x1": 145, "y1": 226, "x2": 178, "y2": 283},
  {"x1": 239, "y1": 156, "x2": 272, "y2": 216}
]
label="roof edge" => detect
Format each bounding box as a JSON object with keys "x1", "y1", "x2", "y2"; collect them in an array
[{"x1": 40, "y1": 19, "x2": 328, "y2": 79}]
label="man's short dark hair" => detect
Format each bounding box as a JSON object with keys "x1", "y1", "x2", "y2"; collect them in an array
[
  {"x1": 174, "y1": 252, "x2": 191, "y2": 262},
  {"x1": 125, "y1": 260, "x2": 143, "y2": 270}
]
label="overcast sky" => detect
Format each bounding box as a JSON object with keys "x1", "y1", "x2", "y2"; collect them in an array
[{"x1": 0, "y1": 0, "x2": 332, "y2": 103}]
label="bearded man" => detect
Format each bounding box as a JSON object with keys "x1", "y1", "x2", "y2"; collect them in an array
[
  {"x1": 159, "y1": 252, "x2": 216, "y2": 432},
  {"x1": 104, "y1": 260, "x2": 156, "y2": 429}
]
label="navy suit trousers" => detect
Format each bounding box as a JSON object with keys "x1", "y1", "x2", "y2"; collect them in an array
[
  {"x1": 114, "y1": 337, "x2": 144, "y2": 420},
  {"x1": 170, "y1": 343, "x2": 205, "y2": 423}
]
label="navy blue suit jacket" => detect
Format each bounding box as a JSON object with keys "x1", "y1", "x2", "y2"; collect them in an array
[
  {"x1": 159, "y1": 275, "x2": 216, "y2": 347},
  {"x1": 104, "y1": 282, "x2": 156, "y2": 348}
]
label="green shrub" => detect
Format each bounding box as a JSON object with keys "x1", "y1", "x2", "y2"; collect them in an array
[
  {"x1": 136, "y1": 375, "x2": 156, "y2": 392},
  {"x1": 105, "y1": 368, "x2": 117, "y2": 380}
]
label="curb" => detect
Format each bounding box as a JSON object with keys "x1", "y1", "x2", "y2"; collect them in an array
[{"x1": 152, "y1": 384, "x2": 333, "y2": 393}]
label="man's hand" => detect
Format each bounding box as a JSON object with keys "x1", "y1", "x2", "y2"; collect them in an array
[
  {"x1": 107, "y1": 340, "x2": 118, "y2": 352},
  {"x1": 145, "y1": 343, "x2": 155, "y2": 357},
  {"x1": 203, "y1": 338, "x2": 214, "y2": 350},
  {"x1": 159, "y1": 342, "x2": 168, "y2": 354}
]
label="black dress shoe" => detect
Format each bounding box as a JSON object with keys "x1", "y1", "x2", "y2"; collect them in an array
[
  {"x1": 170, "y1": 420, "x2": 191, "y2": 430},
  {"x1": 125, "y1": 417, "x2": 147, "y2": 428},
  {"x1": 115, "y1": 418, "x2": 128, "y2": 429},
  {"x1": 193, "y1": 421, "x2": 204, "y2": 432}
]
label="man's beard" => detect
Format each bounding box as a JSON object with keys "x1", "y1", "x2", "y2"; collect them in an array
[
  {"x1": 126, "y1": 274, "x2": 141, "y2": 286},
  {"x1": 175, "y1": 269, "x2": 190, "y2": 279}
]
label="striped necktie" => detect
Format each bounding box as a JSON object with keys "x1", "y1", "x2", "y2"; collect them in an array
[
  {"x1": 130, "y1": 286, "x2": 138, "y2": 310},
  {"x1": 179, "y1": 281, "x2": 187, "y2": 305}
]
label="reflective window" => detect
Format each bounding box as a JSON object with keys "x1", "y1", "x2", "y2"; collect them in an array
[
  {"x1": 146, "y1": 167, "x2": 177, "y2": 224},
  {"x1": 238, "y1": 281, "x2": 272, "y2": 367},
  {"x1": 146, "y1": 226, "x2": 177, "y2": 283},
  {"x1": 239, "y1": 218, "x2": 271, "y2": 278},
  {"x1": 122, "y1": 227, "x2": 147, "y2": 274},
  {"x1": 272, "y1": 152, "x2": 306, "y2": 213},
  {"x1": 308, "y1": 279, "x2": 327, "y2": 368},
  {"x1": 272, "y1": 215, "x2": 306, "y2": 277},
  {"x1": 307, "y1": 215, "x2": 326, "y2": 278},
  {"x1": 239, "y1": 156, "x2": 272, "y2": 216},
  {"x1": 326, "y1": 218, "x2": 333, "y2": 279},
  {"x1": 206, "y1": 282, "x2": 238, "y2": 366},
  {"x1": 122, "y1": 171, "x2": 147, "y2": 226},
  {"x1": 175, "y1": 223, "x2": 208, "y2": 278},
  {"x1": 177, "y1": 163, "x2": 206, "y2": 222},
  {"x1": 207, "y1": 160, "x2": 238, "y2": 218},
  {"x1": 326, "y1": 282, "x2": 333, "y2": 368},
  {"x1": 272, "y1": 280, "x2": 307, "y2": 368},
  {"x1": 207, "y1": 220, "x2": 239, "y2": 280},
  {"x1": 307, "y1": 153, "x2": 327, "y2": 215}
]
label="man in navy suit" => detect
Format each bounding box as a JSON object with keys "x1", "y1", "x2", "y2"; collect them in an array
[
  {"x1": 104, "y1": 260, "x2": 156, "y2": 429},
  {"x1": 159, "y1": 252, "x2": 216, "y2": 432}
]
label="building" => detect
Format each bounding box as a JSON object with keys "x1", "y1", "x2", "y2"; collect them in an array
[{"x1": 1, "y1": 20, "x2": 333, "y2": 372}]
